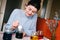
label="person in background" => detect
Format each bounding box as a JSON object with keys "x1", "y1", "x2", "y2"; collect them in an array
[{"x1": 5, "y1": 0, "x2": 41, "y2": 37}]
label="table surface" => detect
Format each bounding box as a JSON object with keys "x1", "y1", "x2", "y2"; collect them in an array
[
  {"x1": 0, "y1": 32, "x2": 30, "y2": 40},
  {"x1": 0, "y1": 32, "x2": 49, "y2": 40}
]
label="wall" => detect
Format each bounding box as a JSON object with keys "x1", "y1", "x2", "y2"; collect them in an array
[
  {"x1": 50, "y1": 0, "x2": 60, "y2": 19},
  {"x1": 21, "y1": 0, "x2": 29, "y2": 9},
  {"x1": 0, "y1": 0, "x2": 7, "y2": 31},
  {"x1": 45, "y1": 0, "x2": 53, "y2": 19}
]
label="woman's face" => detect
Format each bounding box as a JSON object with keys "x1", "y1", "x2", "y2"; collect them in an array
[{"x1": 25, "y1": 5, "x2": 37, "y2": 17}]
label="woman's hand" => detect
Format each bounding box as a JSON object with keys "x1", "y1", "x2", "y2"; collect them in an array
[
  {"x1": 11, "y1": 20, "x2": 19, "y2": 30},
  {"x1": 23, "y1": 32, "x2": 26, "y2": 37}
]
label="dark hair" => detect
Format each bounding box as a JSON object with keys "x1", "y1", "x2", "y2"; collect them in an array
[{"x1": 28, "y1": 0, "x2": 41, "y2": 11}]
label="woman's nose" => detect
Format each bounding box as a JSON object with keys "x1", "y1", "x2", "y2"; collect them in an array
[{"x1": 29, "y1": 11, "x2": 32, "y2": 14}]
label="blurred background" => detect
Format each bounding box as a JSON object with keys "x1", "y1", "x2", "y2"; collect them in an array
[{"x1": 0, "y1": 0, "x2": 60, "y2": 32}]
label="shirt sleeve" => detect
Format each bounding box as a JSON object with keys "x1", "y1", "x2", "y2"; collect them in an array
[{"x1": 5, "y1": 9, "x2": 19, "y2": 32}]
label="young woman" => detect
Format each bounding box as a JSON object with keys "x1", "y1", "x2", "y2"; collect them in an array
[{"x1": 5, "y1": 0, "x2": 41, "y2": 36}]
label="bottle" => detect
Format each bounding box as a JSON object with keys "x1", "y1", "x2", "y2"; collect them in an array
[
  {"x1": 15, "y1": 25, "x2": 23, "y2": 39},
  {"x1": 3, "y1": 27, "x2": 12, "y2": 40}
]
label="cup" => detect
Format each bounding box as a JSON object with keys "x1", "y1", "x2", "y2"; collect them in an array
[
  {"x1": 15, "y1": 32, "x2": 23, "y2": 39},
  {"x1": 38, "y1": 31, "x2": 43, "y2": 39},
  {"x1": 3, "y1": 32, "x2": 12, "y2": 40}
]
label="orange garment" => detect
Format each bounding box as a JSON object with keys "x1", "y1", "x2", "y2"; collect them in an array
[
  {"x1": 55, "y1": 20, "x2": 60, "y2": 40},
  {"x1": 36, "y1": 17, "x2": 60, "y2": 40},
  {"x1": 36, "y1": 17, "x2": 52, "y2": 39}
]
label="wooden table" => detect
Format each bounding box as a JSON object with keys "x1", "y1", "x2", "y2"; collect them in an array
[{"x1": 0, "y1": 32, "x2": 49, "y2": 40}]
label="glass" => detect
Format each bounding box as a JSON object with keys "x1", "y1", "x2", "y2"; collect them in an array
[
  {"x1": 3, "y1": 27, "x2": 12, "y2": 40},
  {"x1": 15, "y1": 25, "x2": 23, "y2": 39},
  {"x1": 37, "y1": 31, "x2": 43, "y2": 39},
  {"x1": 30, "y1": 31, "x2": 43, "y2": 40},
  {"x1": 30, "y1": 32, "x2": 38, "y2": 40},
  {"x1": 3, "y1": 32, "x2": 12, "y2": 40},
  {"x1": 15, "y1": 32, "x2": 23, "y2": 39}
]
